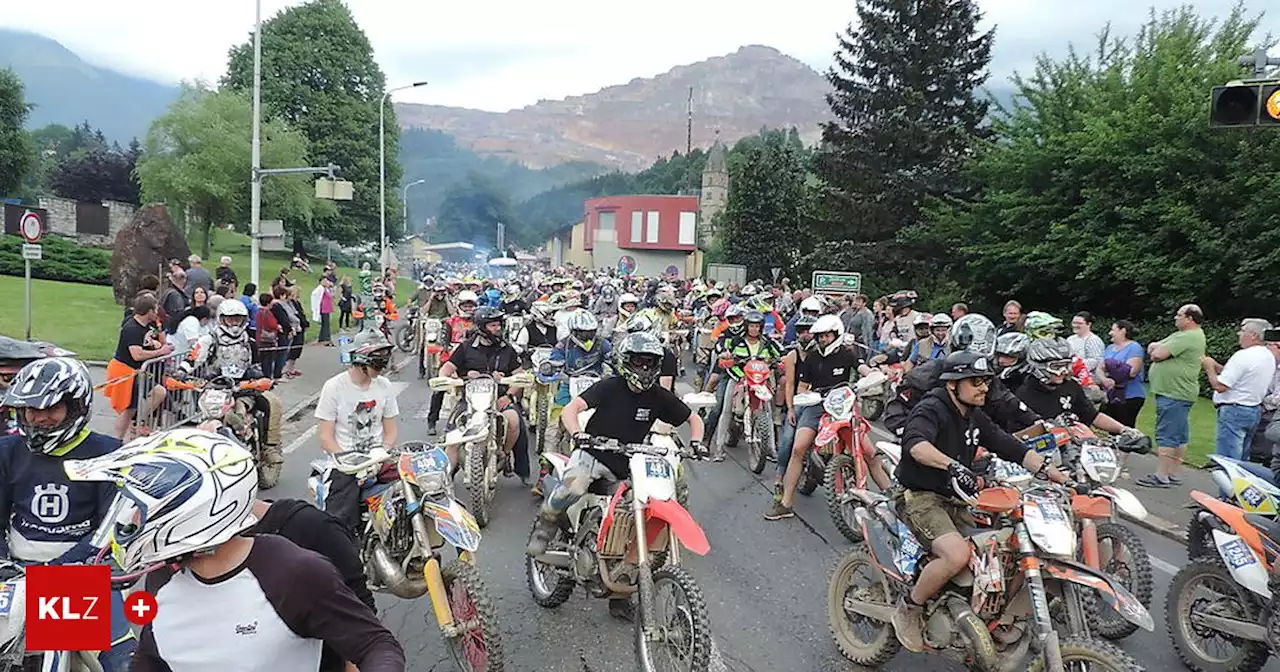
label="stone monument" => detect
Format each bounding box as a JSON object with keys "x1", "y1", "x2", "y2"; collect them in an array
[{"x1": 109, "y1": 204, "x2": 192, "y2": 305}]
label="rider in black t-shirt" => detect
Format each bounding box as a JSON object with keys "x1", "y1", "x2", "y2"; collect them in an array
[
  {"x1": 1014, "y1": 337, "x2": 1140, "y2": 437},
  {"x1": 526, "y1": 332, "x2": 705, "y2": 618}
]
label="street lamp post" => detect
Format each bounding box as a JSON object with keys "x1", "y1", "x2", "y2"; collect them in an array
[
  {"x1": 249, "y1": 0, "x2": 264, "y2": 288},
  {"x1": 380, "y1": 81, "x2": 428, "y2": 274},
  {"x1": 402, "y1": 178, "x2": 426, "y2": 234}
]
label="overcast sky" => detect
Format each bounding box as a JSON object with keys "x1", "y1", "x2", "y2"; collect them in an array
[{"x1": 3, "y1": 0, "x2": 1274, "y2": 111}]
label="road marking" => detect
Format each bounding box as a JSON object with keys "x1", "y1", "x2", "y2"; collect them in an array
[
  {"x1": 1147, "y1": 554, "x2": 1179, "y2": 576},
  {"x1": 282, "y1": 382, "x2": 409, "y2": 454}
]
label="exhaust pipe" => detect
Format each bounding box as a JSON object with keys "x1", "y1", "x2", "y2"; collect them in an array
[
  {"x1": 370, "y1": 542, "x2": 428, "y2": 599},
  {"x1": 535, "y1": 550, "x2": 574, "y2": 569}
]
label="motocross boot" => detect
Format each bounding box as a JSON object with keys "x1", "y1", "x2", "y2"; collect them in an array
[{"x1": 526, "y1": 511, "x2": 559, "y2": 557}]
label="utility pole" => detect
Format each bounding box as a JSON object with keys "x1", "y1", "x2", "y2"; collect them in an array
[
  {"x1": 685, "y1": 86, "x2": 694, "y2": 194},
  {"x1": 249, "y1": 0, "x2": 264, "y2": 288}
]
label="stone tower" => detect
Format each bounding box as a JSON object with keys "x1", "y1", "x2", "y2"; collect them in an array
[{"x1": 697, "y1": 132, "x2": 729, "y2": 250}]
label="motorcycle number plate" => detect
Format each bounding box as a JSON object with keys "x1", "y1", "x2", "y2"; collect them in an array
[
  {"x1": 0, "y1": 582, "x2": 14, "y2": 615},
  {"x1": 569, "y1": 376, "x2": 598, "y2": 398},
  {"x1": 1084, "y1": 445, "x2": 1116, "y2": 467},
  {"x1": 1240, "y1": 485, "x2": 1267, "y2": 510},
  {"x1": 1221, "y1": 537, "x2": 1258, "y2": 569},
  {"x1": 1029, "y1": 496, "x2": 1066, "y2": 523},
  {"x1": 644, "y1": 457, "x2": 672, "y2": 479}
]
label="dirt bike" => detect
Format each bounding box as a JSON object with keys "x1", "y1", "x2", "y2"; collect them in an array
[
  {"x1": 1187, "y1": 454, "x2": 1280, "y2": 562},
  {"x1": 829, "y1": 478, "x2": 1151, "y2": 672},
  {"x1": 525, "y1": 396, "x2": 716, "y2": 672},
  {"x1": 528, "y1": 346, "x2": 556, "y2": 455},
  {"x1": 395, "y1": 305, "x2": 419, "y2": 354},
  {"x1": 793, "y1": 384, "x2": 886, "y2": 543},
  {"x1": 853, "y1": 369, "x2": 890, "y2": 422},
  {"x1": 429, "y1": 373, "x2": 532, "y2": 527},
  {"x1": 1167, "y1": 489, "x2": 1280, "y2": 672},
  {"x1": 418, "y1": 317, "x2": 446, "y2": 379},
  {"x1": 718, "y1": 354, "x2": 776, "y2": 475},
  {"x1": 307, "y1": 442, "x2": 503, "y2": 671},
  {"x1": 163, "y1": 375, "x2": 278, "y2": 488}
]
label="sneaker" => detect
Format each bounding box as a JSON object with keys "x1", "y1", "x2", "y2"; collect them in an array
[
  {"x1": 892, "y1": 596, "x2": 926, "y2": 652},
  {"x1": 1168, "y1": 474, "x2": 1183, "y2": 485},
  {"x1": 608, "y1": 598, "x2": 635, "y2": 622},
  {"x1": 1136, "y1": 474, "x2": 1172, "y2": 488},
  {"x1": 763, "y1": 501, "x2": 794, "y2": 520}
]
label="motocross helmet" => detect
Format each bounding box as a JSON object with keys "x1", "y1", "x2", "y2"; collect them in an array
[
  {"x1": 618, "y1": 292, "x2": 640, "y2": 315},
  {"x1": 502, "y1": 284, "x2": 522, "y2": 303},
  {"x1": 349, "y1": 329, "x2": 393, "y2": 371},
  {"x1": 567, "y1": 310, "x2": 599, "y2": 350},
  {"x1": 4, "y1": 357, "x2": 93, "y2": 455},
  {"x1": 530, "y1": 300, "x2": 555, "y2": 326},
  {"x1": 216, "y1": 299, "x2": 250, "y2": 343},
  {"x1": 617, "y1": 332, "x2": 664, "y2": 392},
  {"x1": 939, "y1": 350, "x2": 995, "y2": 381},
  {"x1": 1024, "y1": 312, "x2": 1064, "y2": 340},
  {"x1": 949, "y1": 314, "x2": 997, "y2": 357},
  {"x1": 371, "y1": 282, "x2": 386, "y2": 300},
  {"x1": 62, "y1": 428, "x2": 258, "y2": 572},
  {"x1": 655, "y1": 293, "x2": 677, "y2": 312},
  {"x1": 794, "y1": 314, "x2": 819, "y2": 349},
  {"x1": 456, "y1": 290, "x2": 479, "y2": 318},
  {"x1": 747, "y1": 294, "x2": 772, "y2": 313},
  {"x1": 799, "y1": 297, "x2": 823, "y2": 316},
  {"x1": 558, "y1": 290, "x2": 583, "y2": 310},
  {"x1": 744, "y1": 310, "x2": 765, "y2": 337},
  {"x1": 473, "y1": 306, "x2": 505, "y2": 345},
  {"x1": 995, "y1": 332, "x2": 1031, "y2": 362},
  {"x1": 725, "y1": 304, "x2": 747, "y2": 337},
  {"x1": 810, "y1": 314, "x2": 845, "y2": 357},
  {"x1": 1027, "y1": 337, "x2": 1073, "y2": 385},
  {"x1": 889, "y1": 290, "x2": 918, "y2": 310}
]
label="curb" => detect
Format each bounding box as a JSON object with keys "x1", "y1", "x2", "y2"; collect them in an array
[
  {"x1": 1120, "y1": 509, "x2": 1188, "y2": 544},
  {"x1": 280, "y1": 353, "x2": 411, "y2": 422}
]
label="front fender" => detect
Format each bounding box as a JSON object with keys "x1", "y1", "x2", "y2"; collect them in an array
[
  {"x1": 1040, "y1": 557, "x2": 1154, "y2": 632},
  {"x1": 1097, "y1": 485, "x2": 1147, "y2": 521},
  {"x1": 645, "y1": 498, "x2": 710, "y2": 556}
]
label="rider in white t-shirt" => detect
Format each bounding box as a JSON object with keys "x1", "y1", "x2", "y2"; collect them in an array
[{"x1": 314, "y1": 330, "x2": 400, "y2": 534}]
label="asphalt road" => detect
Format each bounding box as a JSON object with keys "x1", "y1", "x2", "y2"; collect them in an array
[{"x1": 264, "y1": 370, "x2": 1279, "y2": 672}]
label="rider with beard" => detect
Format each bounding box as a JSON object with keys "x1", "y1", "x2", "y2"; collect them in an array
[
  {"x1": 891, "y1": 350, "x2": 1069, "y2": 652},
  {"x1": 994, "y1": 332, "x2": 1032, "y2": 392},
  {"x1": 425, "y1": 290, "x2": 479, "y2": 434},
  {"x1": 773, "y1": 314, "x2": 818, "y2": 500},
  {"x1": 526, "y1": 331, "x2": 705, "y2": 620},
  {"x1": 883, "y1": 314, "x2": 1040, "y2": 436},
  {"x1": 1015, "y1": 337, "x2": 1144, "y2": 438},
  {"x1": 439, "y1": 307, "x2": 532, "y2": 483}
]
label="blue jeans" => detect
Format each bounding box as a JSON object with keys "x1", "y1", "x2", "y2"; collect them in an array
[
  {"x1": 101, "y1": 589, "x2": 137, "y2": 671},
  {"x1": 1215, "y1": 403, "x2": 1263, "y2": 461}
]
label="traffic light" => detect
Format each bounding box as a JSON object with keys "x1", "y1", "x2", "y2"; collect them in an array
[{"x1": 1210, "y1": 82, "x2": 1280, "y2": 127}]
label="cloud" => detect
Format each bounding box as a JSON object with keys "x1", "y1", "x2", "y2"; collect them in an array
[{"x1": 2, "y1": 0, "x2": 1275, "y2": 111}]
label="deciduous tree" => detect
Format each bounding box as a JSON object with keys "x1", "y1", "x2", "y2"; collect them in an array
[
  {"x1": 223, "y1": 0, "x2": 400, "y2": 245},
  {"x1": 435, "y1": 173, "x2": 517, "y2": 248},
  {"x1": 49, "y1": 141, "x2": 142, "y2": 204},
  {"x1": 719, "y1": 133, "x2": 812, "y2": 282},
  {"x1": 0, "y1": 68, "x2": 32, "y2": 196},
  {"x1": 136, "y1": 86, "x2": 326, "y2": 258}
]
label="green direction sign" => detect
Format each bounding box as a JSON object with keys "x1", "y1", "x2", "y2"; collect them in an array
[{"x1": 812, "y1": 271, "x2": 861, "y2": 296}]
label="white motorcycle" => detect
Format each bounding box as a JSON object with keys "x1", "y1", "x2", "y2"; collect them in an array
[
  {"x1": 853, "y1": 369, "x2": 890, "y2": 422},
  {"x1": 528, "y1": 346, "x2": 556, "y2": 455},
  {"x1": 430, "y1": 373, "x2": 532, "y2": 527},
  {"x1": 418, "y1": 317, "x2": 446, "y2": 379},
  {"x1": 307, "y1": 443, "x2": 504, "y2": 671},
  {"x1": 525, "y1": 392, "x2": 717, "y2": 672}
]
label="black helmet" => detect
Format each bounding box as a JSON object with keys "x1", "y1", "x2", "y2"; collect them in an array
[
  {"x1": 473, "y1": 306, "x2": 505, "y2": 343},
  {"x1": 744, "y1": 310, "x2": 765, "y2": 325},
  {"x1": 939, "y1": 351, "x2": 995, "y2": 381}
]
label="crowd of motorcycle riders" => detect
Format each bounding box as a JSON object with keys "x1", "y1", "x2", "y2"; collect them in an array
[{"x1": 0, "y1": 258, "x2": 1203, "y2": 672}]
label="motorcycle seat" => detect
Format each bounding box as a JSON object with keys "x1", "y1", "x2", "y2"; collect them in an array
[
  {"x1": 588, "y1": 479, "x2": 621, "y2": 496},
  {"x1": 1246, "y1": 513, "x2": 1280, "y2": 545}
]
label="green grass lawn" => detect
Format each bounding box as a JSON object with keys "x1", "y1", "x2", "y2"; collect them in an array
[
  {"x1": 0, "y1": 229, "x2": 415, "y2": 361},
  {"x1": 1134, "y1": 389, "x2": 1218, "y2": 467}
]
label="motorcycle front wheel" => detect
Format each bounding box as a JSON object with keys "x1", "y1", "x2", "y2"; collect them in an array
[
  {"x1": 634, "y1": 565, "x2": 712, "y2": 672},
  {"x1": 524, "y1": 519, "x2": 576, "y2": 608},
  {"x1": 1086, "y1": 521, "x2": 1154, "y2": 640},
  {"x1": 467, "y1": 443, "x2": 495, "y2": 528},
  {"x1": 1167, "y1": 561, "x2": 1270, "y2": 672},
  {"x1": 1026, "y1": 636, "x2": 1142, "y2": 672},
  {"x1": 825, "y1": 454, "x2": 863, "y2": 543},
  {"x1": 799, "y1": 452, "x2": 824, "y2": 496},
  {"x1": 394, "y1": 323, "x2": 415, "y2": 353},
  {"x1": 441, "y1": 561, "x2": 505, "y2": 671},
  {"x1": 827, "y1": 549, "x2": 899, "y2": 666},
  {"x1": 747, "y1": 409, "x2": 772, "y2": 475}
]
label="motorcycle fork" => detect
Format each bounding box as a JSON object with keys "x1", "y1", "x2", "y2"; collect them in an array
[
  {"x1": 1079, "y1": 519, "x2": 1101, "y2": 569},
  {"x1": 405, "y1": 482, "x2": 460, "y2": 635},
  {"x1": 1014, "y1": 522, "x2": 1065, "y2": 672},
  {"x1": 632, "y1": 495, "x2": 658, "y2": 633}
]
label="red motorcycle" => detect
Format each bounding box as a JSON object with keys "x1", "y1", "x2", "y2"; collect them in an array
[
  {"x1": 793, "y1": 384, "x2": 889, "y2": 544},
  {"x1": 720, "y1": 355, "x2": 777, "y2": 474}
]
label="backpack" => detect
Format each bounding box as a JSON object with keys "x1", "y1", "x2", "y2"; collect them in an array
[
  {"x1": 257, "y1": 307, "x2": 280, "y2": 347},
  {"x1": 159, "y1": 288, "x2": 189, "y2": 334},
  {"x1": 882, "y1": 359, "x2": 943, "y2": 434}
]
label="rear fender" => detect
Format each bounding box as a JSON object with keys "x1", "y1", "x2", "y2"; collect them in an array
[
  {"x1": 1041, "y1": 558, "x2": 1154, "y2": 631},
  {"x1": 644, "y1": 498, "x2": 710, "y2": 556},
  {"x1": 1191, "y1": 490, "x2": 1268, "y2": 565},
  {"x1": 595, "y1": 483, "x2": 630, "y2": 552},
  {"x1": 856, "y1": 509, "x2": 903, "y2": 582},
  {"x1": 1211, "y1": 528, "x2": 1272, "y2": 598},
  {"x1": 542, "y1": 452, "x2": 571, "y2": 478}
]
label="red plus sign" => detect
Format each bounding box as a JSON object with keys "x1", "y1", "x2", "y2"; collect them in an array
[{"x1": 124, "y1": 590, "x2": 159, "y2": 626}]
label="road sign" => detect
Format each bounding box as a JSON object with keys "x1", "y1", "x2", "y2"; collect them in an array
[
  {"x1": 664, "y1": 264, "x2": 679, "y2": 278},
  {"x1": 812, "y1": 270, "x2": 862, "y2": 297},
  {"x1": 22, "y1": 244, "x2": 42, "y2": 260},
  {"x1": 618, "y1": 255, "x2": 637, "y2": 275},
  {"x1": 771, "y1": 267, "x2": 781, "y2": 282},
  {"x1": 19, "y1": 210, "x2": 43, "y2": 243}
]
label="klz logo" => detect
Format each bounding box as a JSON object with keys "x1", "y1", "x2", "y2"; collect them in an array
[{"x1": 26, "y1": 565, "x2": 110, "y2": 651}]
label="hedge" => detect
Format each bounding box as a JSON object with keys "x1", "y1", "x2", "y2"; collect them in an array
[
  {"x1": 1104, "y1": 317, "x2": 1237, "y2": 401},
  {"x1": 0, "y1": 236, "x2": 111, "y2": 286}
]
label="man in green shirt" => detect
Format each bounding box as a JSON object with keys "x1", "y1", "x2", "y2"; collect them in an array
[{"x1": 1137, "y1": 304, "x2": 1206, "y2": 488}]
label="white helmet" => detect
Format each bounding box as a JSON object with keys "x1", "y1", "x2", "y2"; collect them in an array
[
  {"x1": 530, "y1": 300, "x2": 555, "y2": 326},
  {"x1": 62, "y1": 428, "x2": 258, "y2": 572},
  {"x1": 930, "y1": 313, "x2": 954, "y2": 329},
  {"x1": 216, "y1": 299, "x2": 250, "y2": 342},
  {"x1": 810, "y1": 314, "x2": 846, "y2": 357},
  {"x1": 799, "y1": 297, "x2": 824, "y2": 314},
  {"x1": 618, "y1": 293, "x2": 640, "y2": 312},
  {"x1": 567, "y1": 310, "x2": 599, "y2": 349},
  {"x1": 456, "y1": 290, "x2": 479, "y2": 317}
]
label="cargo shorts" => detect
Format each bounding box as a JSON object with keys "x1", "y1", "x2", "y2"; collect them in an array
[{"x1": 894, "y1": 489, "x2": 974, "y2": 551}]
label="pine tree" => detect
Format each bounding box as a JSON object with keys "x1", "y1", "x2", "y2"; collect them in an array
[
  {"x1": 719, "y1": 134, "x2": 811, "y2": 282},
  {"x1": 815, "y1": 0, "x2": 993, "y2": 283}
]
